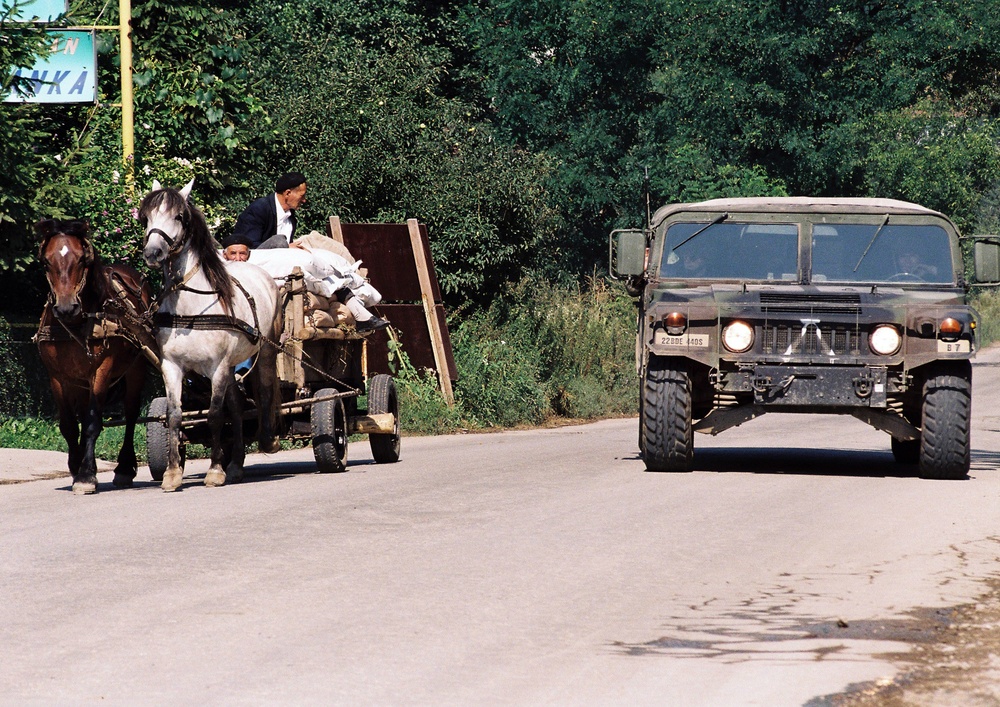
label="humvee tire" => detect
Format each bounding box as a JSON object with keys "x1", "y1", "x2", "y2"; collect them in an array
[
  {"x1": 642, "y1": 358, "x2": 694, "y2": 472},
  {"x1": 918, "y1": 364, "x2": 971, "y2": 480}
]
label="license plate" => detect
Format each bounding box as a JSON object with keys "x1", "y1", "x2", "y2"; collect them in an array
[
  {"x1": 653, "y1": 331, "x2": 709, "y2": 347},
  {"x1": 937, "y1": 340, "x2": 970, "y2": 353}
]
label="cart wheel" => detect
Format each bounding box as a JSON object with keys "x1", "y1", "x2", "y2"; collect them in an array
[
  {"x1": 312, "y1": 388, "x2": 348, "y2": 473},
  {"x1": 146, "y1": 396, "x2": 185, "y2": 482},
  {"x1": 368, "y1": 374, "x2": 401, "y2": 464}
]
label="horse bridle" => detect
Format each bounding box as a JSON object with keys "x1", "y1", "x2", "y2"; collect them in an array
[
  {"x1": 142, "y1": 200, "x2": 192, "y2": 258},
  {"x1": 39, "y1": 234, "x2": 95, "y2": 309},
  {"x1": 140, "y1": 205, "x2": 263, "y2": 344}
]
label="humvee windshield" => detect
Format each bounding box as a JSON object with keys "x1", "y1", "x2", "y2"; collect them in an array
[
  {"x1": 659, "y1": 220, "x2": 955, "y2": 284},
  {"x1": 810, "y1": 223, "x2": 954, "y2": 284},
  {"x1": 660, "y1": 222, "x2": 799, "y2": 281}
]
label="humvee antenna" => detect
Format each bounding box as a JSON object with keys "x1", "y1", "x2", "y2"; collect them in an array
[{"x1": 643, "y1": 166, "x2": 651, "y2": 228}]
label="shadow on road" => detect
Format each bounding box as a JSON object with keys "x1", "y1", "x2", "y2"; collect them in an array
[
  {"x1": 691, "y1": 447, "x2": 911, "y2": 478},
  {"x1": 649, "y1": 446, "x2": 998, "y2": 479}
]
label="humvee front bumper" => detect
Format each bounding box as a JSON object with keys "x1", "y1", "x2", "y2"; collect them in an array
[{"x1": 719, "y1": 364, "x2": 889, "y2": 408}]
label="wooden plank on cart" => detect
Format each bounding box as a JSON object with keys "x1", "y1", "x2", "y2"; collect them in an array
[
  {"x1": 334, "y1": 219, "x2": 457, "y2": 402},
  {"x1": 276, "y1": 268, "x2": 305, "y2": 388},
  {"x1": 407, "y1": 218, "x2": 453, "y2": 404}
]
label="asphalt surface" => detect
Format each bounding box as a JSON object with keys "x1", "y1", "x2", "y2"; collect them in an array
[
  {"x1": 0, "y1": 448, "x2": 114, "y2": 484},
  {"x1": 2, "y1": 348, "x2": 1000, "y2": 705}
]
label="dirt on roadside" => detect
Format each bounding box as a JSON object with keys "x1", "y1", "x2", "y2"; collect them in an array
[{"x1": 816, "y1": 578, "x2": 1000, "y2": 706}]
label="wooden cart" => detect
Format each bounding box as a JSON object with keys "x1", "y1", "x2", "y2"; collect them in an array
[{"x1": 145, "y1": 268, "x2": 401, "y2": 479}]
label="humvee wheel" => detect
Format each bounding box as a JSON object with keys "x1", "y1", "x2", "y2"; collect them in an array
[
  {"x1": 891, "y1": 437, "x2": 920, "y2": 465},
  {"x1": 146, "y1": 396, "x2": 185, "y2": 481},
  {"x1": 641, "y1": 359, "x2": 693, "y2": 472},
  {"x1": 312, "y1": 389, "x2": 348, "y2": 473},
  {"x1": 918, "y1": 364, "x2": 971, "y2": 480}
]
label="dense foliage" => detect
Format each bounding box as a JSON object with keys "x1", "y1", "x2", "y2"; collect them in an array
[
  {"x1": 6, "y1": 0, "x2": 1000, "y2": 301},
  {"x1": 5, "y1": 0, "x2": 1000, "y2": 433}
]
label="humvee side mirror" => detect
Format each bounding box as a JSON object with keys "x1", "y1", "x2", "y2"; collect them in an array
[
  {"x1": 610, "y1": 229, "x2": 647, "y2": 278},
  {"x1": 974, "y1": 239, "x2": 1000, "y2": 284}
]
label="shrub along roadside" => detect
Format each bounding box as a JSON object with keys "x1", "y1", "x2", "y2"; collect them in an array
[
  {"x1": 971, "y1": 291, "x2": 1000, "y2": 348},
  {"x1": 400, "y1": 277, "x2": 639, "y2": 434}
]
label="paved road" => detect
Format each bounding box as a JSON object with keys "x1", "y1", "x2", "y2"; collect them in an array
[{"x1": 3, "y1": 351, "x2": 1000, "y2": 706}]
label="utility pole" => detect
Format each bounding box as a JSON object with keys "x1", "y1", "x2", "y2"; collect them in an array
[
  {"x1": 118, "y1": 0, "x2": 134, "y2": 184},
  {"x1": 79, "y1": 0, "x2": 134, "y2": 185}
]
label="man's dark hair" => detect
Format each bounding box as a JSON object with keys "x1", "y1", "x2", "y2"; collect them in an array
[{"x1": 275, "y1": 172, "x2": 306, "y2": 193}]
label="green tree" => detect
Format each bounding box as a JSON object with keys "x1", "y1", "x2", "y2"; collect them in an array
[
  {"x1": 233, "y1": 0, "x2": 559, "y2": 303},
  {"x1": 0, "y1": 4, "x2": 84, "y2": 283},
  {"x1": 467, "y1": 0, "x2": 664, "y2": 267}
]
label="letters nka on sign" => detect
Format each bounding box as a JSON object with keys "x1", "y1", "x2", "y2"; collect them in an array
[{"x1": 4, "y1": 31, "x2": 97, "y2": 104}]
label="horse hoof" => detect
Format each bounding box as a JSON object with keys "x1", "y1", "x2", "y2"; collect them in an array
[
  {"x1": 161, "y1": 470, "x2": 183, "y2": 492},
  {"x1": 204, "y1": 469, "x2": 227, "y2": 487},
  {"x1": 112, "y1": 473, "x2": 134, "y2": 489},
  {"x1": 72, "y1": 480, "x2": 97, "y2": 495},
  {"x1": 259, "y1": 438, "x2": 281, "y2": 454}
]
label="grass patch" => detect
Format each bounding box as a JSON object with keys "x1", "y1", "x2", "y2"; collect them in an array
[{"x1": 0, "y1": 416, "x2": 147, "y2": 462}]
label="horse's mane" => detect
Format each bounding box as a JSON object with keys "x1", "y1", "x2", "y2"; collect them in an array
[{"x1": 139, "y1": 188, "x2": 235, "y2": 313}]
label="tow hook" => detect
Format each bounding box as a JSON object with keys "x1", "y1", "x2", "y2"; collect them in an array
[
  {"x1": 752, "y1": 374, "x2": 796, "y2": 396},
  {"x1": 853, "y1": 376, "x2": 873, "y2": 398}
]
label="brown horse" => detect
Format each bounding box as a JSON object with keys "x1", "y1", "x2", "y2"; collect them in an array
[{"x1": 35, "y1": 219, "x2": 154, "y2": 494}]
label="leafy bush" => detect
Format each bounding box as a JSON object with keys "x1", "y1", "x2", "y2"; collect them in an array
[
  {"x1": 972, "y1": 290, "x2": 1000, "y2": 348},
  {"x1": 0, "y1": 316, "x2": 34, "y2": 418},
  {"x1": 387, "y1": 337, "x2": 466, "y2": 434},
  {"x1": 452, "y1": 315, "x2": 551, "y2": 427},
  {"x1": 233, "y1": 0, "x2": 560, "y2": 306},
  {"x1": 450, "y1": 276, "x2": 637, "y2": 427}
]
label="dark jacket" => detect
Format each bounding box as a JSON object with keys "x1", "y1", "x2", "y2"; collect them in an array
[{"x1": 231, "y1": 195, "x2": 298, "y2": 249}]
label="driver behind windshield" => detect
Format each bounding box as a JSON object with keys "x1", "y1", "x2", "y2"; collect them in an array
[{"x1": 895, "y1": 247, "x2": 939, "y2": 280}]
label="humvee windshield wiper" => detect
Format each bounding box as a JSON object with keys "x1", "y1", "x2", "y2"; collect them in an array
[
  {"x1": 673, "y1": 213, "x2": 729, "y2": 251},
  {"x1": 853, "y1": 214, "x2": 890, "y2": 272}
]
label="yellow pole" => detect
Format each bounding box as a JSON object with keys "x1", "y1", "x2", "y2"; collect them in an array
[{"x1": 118, "y1": 0, "x2": 134, "y2": 185}]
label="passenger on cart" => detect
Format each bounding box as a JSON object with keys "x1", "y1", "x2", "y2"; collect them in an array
[
  {"x1": 231, "y1": 172, "x2": 309, "y2": 250},
  {"x1": 221, "y1": 227, "x2": 388, "y2": 333}
]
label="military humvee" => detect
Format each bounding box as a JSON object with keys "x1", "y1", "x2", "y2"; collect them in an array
[{"x1": 611, "y1": 197, "x2": 993, "y2": 479}]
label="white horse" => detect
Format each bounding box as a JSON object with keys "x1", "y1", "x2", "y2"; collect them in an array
[{"x1": 140, "y1": 179, "x2": 281, "y2": 491}]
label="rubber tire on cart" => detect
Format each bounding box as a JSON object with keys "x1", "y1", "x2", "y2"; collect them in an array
[
  {"x1": 918, "y1": 363, "x2": 972, "y2": 480},
  {"x1": 312, "y1": 388, "x2": 348, "y2": 473},
  {"x1": 891, "y1": 436, "x2": 920, "y2": 465},
  {"x1": 367, "y1": 373, "x2": 401, "y2": 464},
  {"x1": 146, "y1": 396, "x2": 185, "y2": 482},
  {"x1": 641, "y1": 358, "x2": 694, "y2": 472}
]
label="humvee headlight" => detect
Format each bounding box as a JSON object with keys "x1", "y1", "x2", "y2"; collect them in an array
[
  {"x1": 869, "y1": 325, "x2": 902, "y2": 355},
  {"x1": 939, "y1": 317, "x2": 962, "y2": 340},
  {"x1": 722, "y1": 320, "x2": 754, "y2": 353},
  {"x1": 664, "y1": 311, "x2": 687, "y2": 335}
]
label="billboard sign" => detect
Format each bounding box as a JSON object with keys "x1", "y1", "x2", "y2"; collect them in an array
[
  {"x1": 4, "y1": 31, "x2": 96, "y2": 104},
  {"x1": 0, "y1": 0, "x2": 66, "y2": 22}
]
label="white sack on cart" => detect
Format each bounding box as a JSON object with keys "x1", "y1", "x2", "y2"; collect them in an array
[{"x1": 247, "y1": 247, "x2": 382, "y2": 307}]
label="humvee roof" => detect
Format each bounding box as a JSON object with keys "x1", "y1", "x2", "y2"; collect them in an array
[{"x1": 651, "y1": 197, "x2": 947, "y2": 227}]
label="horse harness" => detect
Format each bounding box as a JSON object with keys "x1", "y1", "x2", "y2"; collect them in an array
[
  {"x1": 150, "y1": 262, "x2": 264, "y2": 345},
  {"x1": 35, "y1": 267, "x2": 155, "y2": 355}
]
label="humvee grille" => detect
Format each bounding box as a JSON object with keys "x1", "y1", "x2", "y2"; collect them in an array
[
  {"x1": 760, "y1": 323, "x2": 864, "y2": 356},
  {"x1": 759, "y1": 291, "x2": 862, "y2": 315}
]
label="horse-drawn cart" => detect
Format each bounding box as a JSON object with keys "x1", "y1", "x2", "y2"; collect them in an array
[{"x1": 145, "y1": 267, "x2": 401, "y2": 480}]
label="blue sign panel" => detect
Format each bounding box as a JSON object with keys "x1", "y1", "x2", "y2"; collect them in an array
[
  {"x1": 4, "y1": 31, "x2": 96, "y2": 104},
  {"x1": 0, "y1": 0, "x2": 67, "y2": 22}
]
